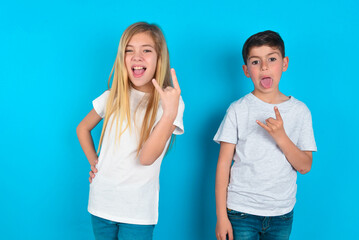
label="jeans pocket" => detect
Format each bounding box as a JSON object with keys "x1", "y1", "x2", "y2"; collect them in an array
[
  {"x1": 279, "y1": 210, "x2": 294, "y2": 221},
  {"x1": 227, "y1": 208, "x2": 248, "y2": 219}
]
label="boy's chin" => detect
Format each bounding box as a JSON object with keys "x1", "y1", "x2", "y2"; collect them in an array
[{"x1": 254, "y1": 85, "x2": 280, "y2": 93}]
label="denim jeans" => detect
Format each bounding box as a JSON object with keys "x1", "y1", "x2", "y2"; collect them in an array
[
  {"x1": 227, "y1": 209, "x2": 293, "y2": 240},
  {"x1": 91, "y1": 214, "x2": 155, "y2": 240}
]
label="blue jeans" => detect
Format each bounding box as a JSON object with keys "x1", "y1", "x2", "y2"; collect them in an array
[
  {"x1": 227, "y1": 209, "x2": 293, "y2": 240},
  {"x1": 91, "y1": 214, "x2": 155, "y2": 240}
]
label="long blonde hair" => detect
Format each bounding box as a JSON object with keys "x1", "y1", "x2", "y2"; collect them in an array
[{"x1": 97, "y1": 22, "x2": 171, "y2": 154}]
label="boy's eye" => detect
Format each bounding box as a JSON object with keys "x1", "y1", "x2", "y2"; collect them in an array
[
  {"x1": 251, "y1": 60, "x2": 259, "y2": 65},
  {"x1": 269, "y1": 57, "x2": 276, "y2": 62}
]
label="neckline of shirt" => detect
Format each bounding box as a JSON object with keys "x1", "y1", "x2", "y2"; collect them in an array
[
  {"x1": 130, "y1": 87, "x2": 149, "y2": 97},
  {"x1": 247, "y1": 92, "x2": 295, "y2": 111}
]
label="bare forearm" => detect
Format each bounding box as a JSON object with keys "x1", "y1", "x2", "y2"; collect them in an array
[
  {"x1": 215, "y1": 163, "x2": 230, "y2": 219},
  {"x1": 77, "y1": 109, "x2": 102, "y2": 166},
  {"x1": 142, "y1": 69, "x2": 182, "y2": 165},
  {"x1": 215, "y1": 143, "x2": 235, "y2": 219},
  {"x1": 139, "y1": 114, "x2": 176, "y2": 165},
  {"x1": 257, "y1": 107, "x2": 312, "y2": 174},
  {"x1": 76, "y1": 127, "x2": 98, "y2": 166},
  {"x1": 277, "y1": 136, "x2": 312, "y2": 174}
]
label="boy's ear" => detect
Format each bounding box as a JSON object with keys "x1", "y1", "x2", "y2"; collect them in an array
[
  {"x1": 282, "y1": 56, "x2": 289, "y2": 72},
  {"x1": 242, "y1": 64, "x2": 250, "y2": 78}
]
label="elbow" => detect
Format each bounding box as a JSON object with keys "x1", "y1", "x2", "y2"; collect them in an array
[
  {"x1": 298, "y1": 165, "x2": 311, "y2": 175},
  {"x1": 139, "y1": 158, "x2": 154, "y2": 166},
  {"x1": 139, "y1": 147, "x2": 162, "y2": 166},
  {"x1": 139, "y1": 154, "x2": 155, "y2": 166},
  {"x1": 76, "y1": 124, "x2": 82, "y2": 137},
  {"x1": 76, "y1": 122, "x2": 87, "y2": 138},
  {"x1": 297, "y1": 155, "x2": 313, "y2": 175}
]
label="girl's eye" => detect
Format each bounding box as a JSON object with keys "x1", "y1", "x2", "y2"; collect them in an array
[
  {"x1": 143, "y1": 49, "x2": 152, "y2": 53},
  {"x1": 251, "y1": 60, "x2": 259, "y2": 65},
  {"x1": 269, "y1": 57, "x2": 276, "y2": 62},
  {"x1": 125, "y1": 49, "x2": 133, "y2": 53}
]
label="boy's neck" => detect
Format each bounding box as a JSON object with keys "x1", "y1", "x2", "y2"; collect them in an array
[{"x1": 252, "y1": 89, "x2": 289, "y2": 104}]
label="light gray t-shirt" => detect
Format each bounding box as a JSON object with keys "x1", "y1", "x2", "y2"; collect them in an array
[{"x1": 214, "y1": 93, "x2": 317, "y2": 216}]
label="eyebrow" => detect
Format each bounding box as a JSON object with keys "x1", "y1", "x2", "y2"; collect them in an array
[
  {"x1": 247, "y1": 52, "x2": 280, "y2": 60},
  {"x1": 126, "y1": 44, "x2": 155, "y2": 48}
]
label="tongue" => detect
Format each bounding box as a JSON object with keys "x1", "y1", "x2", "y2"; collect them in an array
[
  {"x1": 260, "y1": 78, "x2": 273, "y2": 89},
  {"x1": 134, "y1": 69, "x2": 145, "y2": 76}
]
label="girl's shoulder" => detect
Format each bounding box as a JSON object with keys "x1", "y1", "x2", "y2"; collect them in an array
[
  {"x1": 92, "y1": 90, "x2": 111, "y2": 118},
  {"x1": 100, "y1": 90, "x2": 111, "y2": 97},
  {"x1": 94, "y1": 90, "x2": 110, "y2": 102}
]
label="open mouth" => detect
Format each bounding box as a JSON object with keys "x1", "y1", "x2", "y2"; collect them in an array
[
  {"x1": 132, "y1": 66, "x2": 146, "y2": 78},
  {"x1": 260, "y1": 77, "x2": 273, "y2": 89}
]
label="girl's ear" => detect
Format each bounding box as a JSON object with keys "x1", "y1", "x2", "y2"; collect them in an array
[
  {"x1": 282, "y1": 56, "x2": 289, "y2": 72},
  {"x1": 242, "y1": 64, "x2": 251, "y2": 78}
]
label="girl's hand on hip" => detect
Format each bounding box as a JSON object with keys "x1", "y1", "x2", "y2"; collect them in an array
[
  {"x1": 89, "y1": 159, "x2": 98, "y2": 183},
  {"x1": 152, "y1": 68, "x2": 181, "y2": 120}
]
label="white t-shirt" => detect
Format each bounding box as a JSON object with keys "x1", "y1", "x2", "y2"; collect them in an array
[
  {"x1": 214, "y1": 93, "x2": 317, "y2": 216},
  {"x1": 88, "y1": 88, "x2": 185, "y2": 224}
]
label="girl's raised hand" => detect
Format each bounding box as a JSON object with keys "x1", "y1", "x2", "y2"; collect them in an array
[{"x1": 152, "y1": 68, "x2": 181, "y2": 120}]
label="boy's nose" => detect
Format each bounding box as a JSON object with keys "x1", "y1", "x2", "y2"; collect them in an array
[{"x1": 261, "y1": 62, "x2": 268, "y2": 71}]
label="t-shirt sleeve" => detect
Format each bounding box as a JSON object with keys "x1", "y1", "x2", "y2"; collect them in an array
[
  {"x1": 172, "y1": 96, "x2": 185, "y2": 135},
  {"x1": 297, "y1": 105, "x2": 317, "y2": 151},
  {"x1": 92, "y1": 90, "x2": 110, "y2": 118},
  {"x1": 213, "y1": 104, "x2": 238, "y2": 144}
]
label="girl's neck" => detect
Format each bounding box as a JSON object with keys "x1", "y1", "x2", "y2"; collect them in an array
[{"x1": 131, "y1": 83, "x2": 154, "y2": 93}]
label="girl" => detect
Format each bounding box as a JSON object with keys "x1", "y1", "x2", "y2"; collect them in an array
[{"x1": 76, "y1": 22, "x2": 184, "y2": 240}]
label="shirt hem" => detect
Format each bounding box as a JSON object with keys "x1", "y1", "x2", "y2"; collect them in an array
[
  {"x1": 227, "y1": 203, "x2": 294, "y2": 217},
  {"x1": 88, "y1": 207, "x2": 158, "y2": 225},
  {"x1": 213, "y1": 137, "x2": 237, "y2": 145}
]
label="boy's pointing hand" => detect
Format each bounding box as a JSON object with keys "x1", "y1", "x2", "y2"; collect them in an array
[{"x1": 256, "y1": 106, "x2": 287, "y2": 143}]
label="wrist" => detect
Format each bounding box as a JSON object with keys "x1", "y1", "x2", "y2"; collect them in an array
[
  {"x1": 216, "y1": 209, "x2": 229, "y2": 220},
  {"x1": 89, "y1": 157, "x2": 98, "y2": 166},
  {"x1": 217, "y1": 214, "x2": 229, "y2": 223},
  {"x1": 275, "y1": 134, "x2": 290, "y2": 148},
  {"x1": 161, "y1": 111, "x2": 177, "y2": 122}
]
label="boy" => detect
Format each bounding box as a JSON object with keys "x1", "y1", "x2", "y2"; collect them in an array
[{"x1": 214, "y1": 31, "x2": 317, "y2": 240}]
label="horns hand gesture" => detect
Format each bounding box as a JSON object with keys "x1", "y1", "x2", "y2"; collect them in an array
[{"x1": 152, "y1": 68, "x2": 181, "y2": 120}]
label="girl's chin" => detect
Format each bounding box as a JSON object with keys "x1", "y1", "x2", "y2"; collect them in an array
[{"x1": 130, "y1": 81, "x2": 153, "y2": 93}]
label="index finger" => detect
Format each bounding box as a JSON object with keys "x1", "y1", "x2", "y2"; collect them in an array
[
  {"x1": 170, "y1": 68, "x2": 181, "y2": 91},
  {"x1": 256, "y1": 120, "x2": 271, "y2": 132},
  {"x1": 274, "y1": 106, "x2": 282, "y2": 121},
  {"x1": 152, "y1": 79, "x2": 164, "y2": 96}
]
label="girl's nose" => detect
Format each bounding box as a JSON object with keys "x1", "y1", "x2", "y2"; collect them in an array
[{"x1": 132, "y1": 51, "x2": 143, "y2": 61}]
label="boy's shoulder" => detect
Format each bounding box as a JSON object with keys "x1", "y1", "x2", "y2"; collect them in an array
[
  {"x1": 228, "y1": 93, "x2": 252, "y2": 110},
  {"x1": 288, "y1": 96, "x2": 312, "y2": 113}
]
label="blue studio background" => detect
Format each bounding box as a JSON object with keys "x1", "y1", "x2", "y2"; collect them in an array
[{"x1": 1, "y1": 0, "x2": 358, "y2": 239}]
